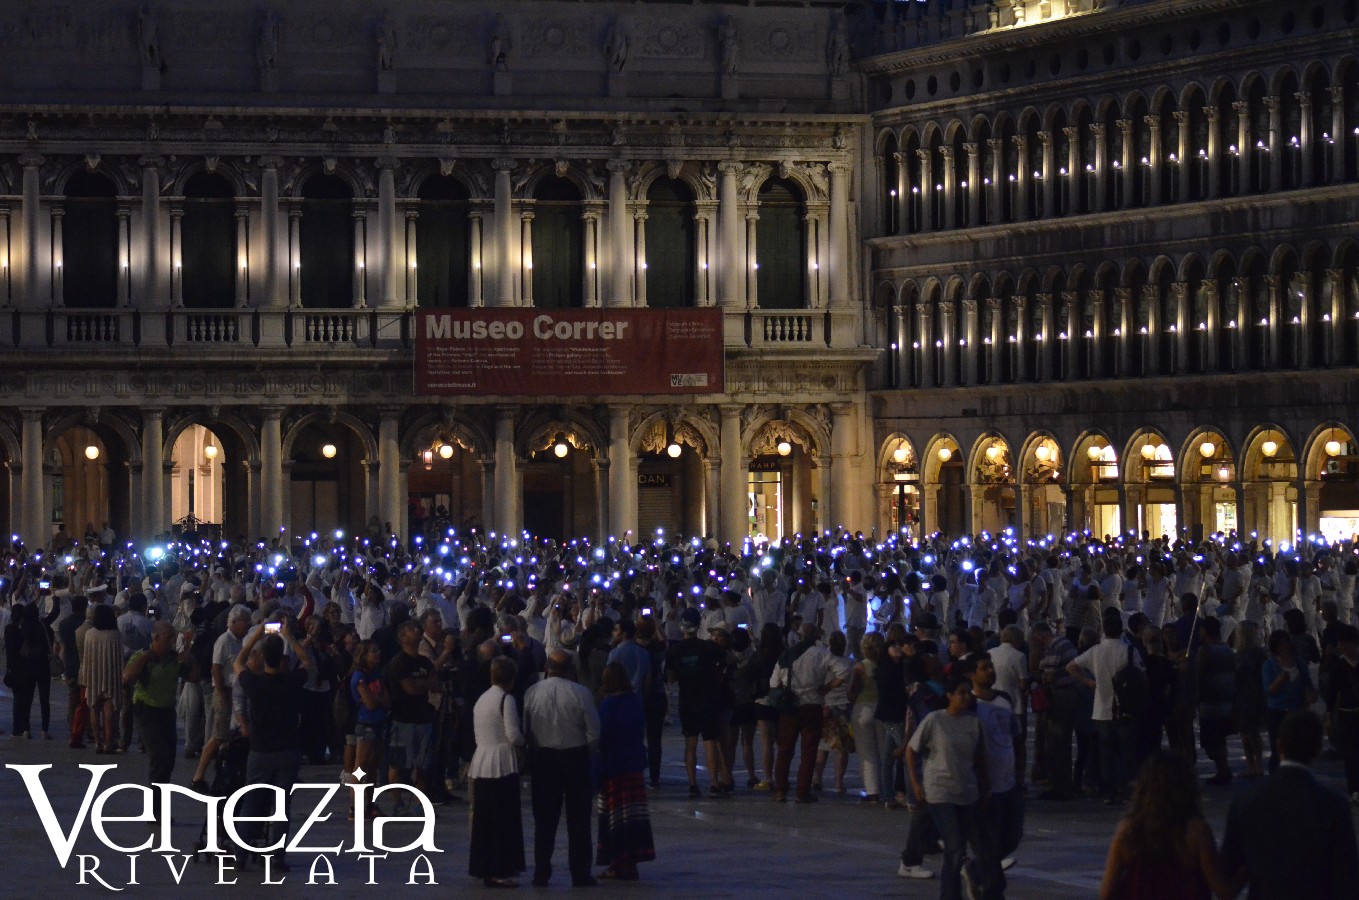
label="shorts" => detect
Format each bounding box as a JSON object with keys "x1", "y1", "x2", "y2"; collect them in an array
[
  {"x1": 678, "y1": 702, "x2": 723, "y2": 741},
  {"x1": 208, "y1": 692, "x2": 232, "y2": 742},
  {"x1": 387, "y1": 720, "x2": 434, "y2": 770},
  {"x1": 731, "y1": 703, "x2": 758, "y2": 727},
  {"x1": 354, "y1": 721, "x2": 386, "y2": 746},
  {"x1": 755, "y1": 703, "x2": 781, "y2": 723}
]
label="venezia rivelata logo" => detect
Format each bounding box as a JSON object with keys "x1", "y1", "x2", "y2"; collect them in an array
[{"x1": 6, "y1": 764, "x2": 442, "y2": 890}]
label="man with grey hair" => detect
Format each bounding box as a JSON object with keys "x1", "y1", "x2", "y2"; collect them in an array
[
  {"x1": 190, "y1": 603, "x2": 252, "y2": 791},
  {"x1": 523, "y1": 649, "x2": 601, "y2": 887}
]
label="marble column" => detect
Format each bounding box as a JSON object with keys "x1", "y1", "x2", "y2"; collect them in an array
[
  {"x1": 1117, "y1": 119, "x2": 1135, "y2": 207},
  {"x1": 829, "y1": 403, "x2": 856, "y2": 532},
  {"x1": 493, "y1": 159, "x2": 516, "y2": 307},
  {"x1": 259, "y1": 407, "x2": 284, "y2": 541},
  {"x1": 140, "y1": 156, "x2": 165, "y2": 307},
  {"x1": 963, "y1": 143, "x2": 981, "y2": 226},
  {"x1": 1204, "y1": 106, "x2": 1222, "y2": 199},
  {"x1": 493, "y1": 406, "x2": 519, "y2": 536},
  {"x1": 1266, "y1": 96, "x2": 1282, "y2": 190},
  {"x1": 376, "y1": 157, "x2": 401, "y2": 307},
  {"x1": 1232, "y1": 100, "x2": 1251, "y2": 193},
  {"x1": 259, "y1": 156, "x2": 285, "y2": 308},
  {"x1": 378, "y1": 410, "x2": 403, "y2": 543},
  {"x1": 1038, "y1": 131, "x2": 1056, "y2": 217},
  {"x1": 719, "y1": 405, "x2": 745, "y2": 545},
  {"x1": 20, "y1": 154, "x2": 43, "y2": 307},
  {"x1": 717, "y1": 161, "x2": 743, "y2": 309},
  {"x1": 1011, "y1": 135, "x2": 1030, "y2": 222},
  {"x1": 608, "y1": 406, "x2": 635, "y2": 538},
  {"x1": 606, "y1": 161, "x2": 633, "y2": 308},
  {"x1": 828, "y1": 161, "x2": 852, "y2": 307},
  {"x1": 142, "y1": 409, "x2": 165, "y2": 539},
  {"x1": 1144, "y1": 115, "x2": 1163, "y2": 206},
  {"x1": 21, "y1": 409, "x2": 45, "y2": 541}
]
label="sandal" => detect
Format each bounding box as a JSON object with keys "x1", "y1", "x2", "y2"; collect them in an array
[{"x1": 599, "y1": 868, "x2": 639, "y2": 881}]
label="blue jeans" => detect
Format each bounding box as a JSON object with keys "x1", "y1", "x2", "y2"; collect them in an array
[
  {"x1": 928, "y1": 801, "x2": 975, "y2": 900},
  {"x1": 879, "y1": 720, "x2": 905, "y2": 799},
  {"x1": 967, "y1": 786, "x2": 1025, "y2": 899},
  {"x1": 1095, "y1": 718, "x2": 1133, "y2": 801}
]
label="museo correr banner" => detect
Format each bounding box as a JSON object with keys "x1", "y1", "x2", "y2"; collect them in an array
[{"x1": 414, "y1": 308, "x2": 725, "y2": 396}]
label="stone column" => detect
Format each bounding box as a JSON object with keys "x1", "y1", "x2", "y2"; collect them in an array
[
  {"x1": 828, "y1": 161, "x2": 852, "y2": 307},
  {"x1": 1116, "y1": 287, "x2": 1134, "y2": 376},
  {"x1": 1171, "y1": 281, "x2": 1189, "y2": 373},
  {"x1": 1327, "y1": 268, "x2": 1345, "y2": 366},
  {"x1": 19, "y1": 154, "x2": 43, "y2": 307},
  {"x1": 606, "y1": 161, "x2": 633, "y2": 308},
  {"x1": 1037, "y1": 293, "x2": 1055, "y2": 381},
  {"x1": 745, "y1": 211, "x2": 759, "y2": 308},
  {"x1": 20, "y1": 409, "x2": 45, "y2": 541},
  {"x1": 1202, "y1": 281, "x2": 1220, "y2": 373},
  {"x1": 1230, "y1": 100, "x2": 1250, "y2": 194},
  {"x1": 50, "y1": 208, "x2": 64, "y2": 306},
  {"x1": 1011, "y1": 135, "x2": 1030, "y2": 222},
  {"x1": 1264, "y1": 274, "x2": 1281, "y2": 369},
  {"x1": 608, "y1": 406, "x2": 635, "y2": 538},
  {"x1": 1117, "y1": 119, "x2": 1135, "y2": 207},
  {"x1": 234, "y1": 205, "x2": 250, "y2": 307},
  {"x1": 493, "y1": 159, "x2": 516, "y2": 307},
  {"x1": 940, "y1": 146, "x2": 962, "y2": 231},
  {"x1": 829, "y1": 402, "x2": 856, "y2": 532},
  {"x1": 1204, "y1": 106, "x2": 1222, "y2": 199},
  {"x1": 633, "y1": 210, "x2": 648, "y2": 307},
  {"x1": 963, "y1": 143, "x2": 981, "y2": 226},
  {"x1": 1329, "y1": 85, "x2": 1346, "y2": 185},
  {"x1": 1013, "y1": 295, "x2": 1029, "y2": 383},
  {"x1": 287, "y1": 205, "x2": 302, "y2": 306},
  {"x1": 140, "y1": 156, "x2": 165, "y2": 307},
  {"x1": 962, "y1": 298, "x2": 979, "y2": 385},
  {"x1": 1038, "y1": 131, "x2": 1056, "y2": 217},
  {"x1": 404, "y1": 209, "x2": 418, "y2": 304},
  {"x1": 1090, "y1": 288, "x2": 1107, "y2": 376},
  {"x1": 916, "y1": 149, "x2": 934, "y2": 231},
  {"x1": 583, "y1": 205, "x2": 602, "y2": 307},
  {"x1": 259, "y1": 407, "x2": 284, "y2": 541},
  {"x1": 259, "y1": 156, "x2": 285, "y2": 308},
  {"x1": 1142, "y1": 284, "x2": 1161, "y2": 374},
  {"x1": 352, "y1": 210, "x2": 368, "y2": 307},
  {"x1": 987, "y1": 297, "x2": 1004, "y2": 383},
  {"x1": 141, "y1": 408, "x2": 165, "y2": 539},
  {"x1": 1230, "y1": 278, "x2": 1249, "y2": 371},
  {"x1": 1296, "y1": 271, "x2": 1314, "y2": 369},
  {"x1": 1296, "y1": 92, "x2": 1313, "y2": 187},
  {"x1": 168, "y1": 203, "x2": 183, "y2": 306},
  {"x1": 703, "y1": 456, "x2": 721, "y2": 537},
  {"x1": 469, "y1": 210, "x2": 484, "y2": 306},
  {"x1": 1265, "y1": 96, "x2": 1282, "y2": 190},
  {"x1": 1144, "y1": 115, "x2": 1163, "y2": 206},
  {"x1": 493, "y1": 406, "x2": 519, "y2": 536},
  {"x1": 1091, "y1": 123, "x2": 1108, "y2": 212},
  {"x1": 376, "y1": 157, "x2": 401, "y2": 307},
  {"x1": 378, "y1": 409, "x2": 403, "y2": 544},
  {"x1": 940, "y1": 301, "x2": 957, "y2": 387},
  {"x1": 893, "y1": 151, "x2": 911, "y2": 231},
  {"x1": 717, "y1": 161, "x2": 743, "y2": 309},
  {"x1": 1173, "y1": 111, "x2": 1191, "y2": 200},
  {"x1": 1062, "y1": 291, "x2": 1080, "y2": 379},
  {"x1": 519, "y1": 211, "x2": 534, "y2": 306},
  {"x1": 1062, "y1": 125, "x2": 1080, "y2": 213},
  {"x1": 719, "y1": 405, "x2": 745, "y2": 545},
  {"x1": 116, "y1": 204, "x2": 132, "y2": 305},
  {"x1": 986, "y1": 138, "x2": 1004, "y2": 224},
  {"x1": 917, "y1": 302, "x2": 935, "y2": 387}
]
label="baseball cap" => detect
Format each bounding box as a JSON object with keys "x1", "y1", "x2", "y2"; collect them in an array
[{"x1": 680, "y1": 608, "x2": 701, "y2": 631}]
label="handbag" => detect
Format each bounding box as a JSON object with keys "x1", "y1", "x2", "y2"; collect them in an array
[{"x1": 1029, "y1": 685, "x2": 1051, "y2": 714}]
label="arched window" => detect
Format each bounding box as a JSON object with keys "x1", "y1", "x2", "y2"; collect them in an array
[
  {"x1": 181, "y1": 172, "x2": 235, "y2": 309},
  {"x1": 416, "y1": 175, "x2": 470, "y2": 308},
  {"x1": 645, "y1": 177, "x2": 696, "y2": 308},
  {"x1": 63, "y1": 171, "x2": 118, "y2": 309},
  {"x1": 532, "y1": 176, "x2": 584, "y2": 309},
  {"x1": 300, "y1": 174, "x2": 354, "y2": 309},
  {"x1": 755, "y1": 177, "x2": 806, "y2": 310}
]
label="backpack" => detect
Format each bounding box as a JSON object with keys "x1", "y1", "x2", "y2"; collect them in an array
[
  {"x1": 767, "y1": 642, "x2": 813, "y2": 711},
  {"x1": 731, "y1": 652, "x2": 761, "y2": 707},
  {"x1": 333, "y1": 673, "x2": 358, "y2": 732},
  {"x1": 1112, "y1": 644, "x2": 1149, "y2": 720}
]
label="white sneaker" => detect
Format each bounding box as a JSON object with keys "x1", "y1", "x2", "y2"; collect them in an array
[
  {"x1": 1001, "y1": 856, "x2": 1017, "y2": 871},
  {"x1": 897, "y1": 863, "x2": 934, "y2": 879}
]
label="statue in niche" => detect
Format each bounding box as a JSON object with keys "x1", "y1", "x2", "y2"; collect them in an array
[
  {"x1": 138, "y1": 7, "x2": 162, "y2": 69},
  {"x1": 257, "y1": 11, "x2": 280, "y2": 74},
  {"x1": 826, "y1": 16, "x2": 848, "y2": 76},
  {"x1": 604, "y1": 20, "x2": 629, "y2": 74},
  {"x1": 720, "y1": 17, "x2": 739, "y2": 78},
  {"x1": 376, "y1": 13, "x2": 397, "y2": 71},
  {"x1": 489, "y1": 15, "x2": 511, "y2": 72}
]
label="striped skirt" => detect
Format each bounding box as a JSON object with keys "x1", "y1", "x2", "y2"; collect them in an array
[{"x1": 595, "y1": 771, "x2": 655, "y2": 868}]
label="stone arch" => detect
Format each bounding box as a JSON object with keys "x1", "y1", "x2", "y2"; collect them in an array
[
  {"x1": 517, "y1": 409, "x2": 608, "y2": 463},
  {"x1": 1070, "y1": 429, "x2": 1119, "y2": 485},
  {"x1": 46, "y1": 411, "x2": 143, "y2": 465},
  {"x1": 399, "y1": 409, "x2": 492, "y2": 461},
  {"x1": 1017, "y1": 430, "x2": 1065, "y2": 484},
  {"x1": 287, "y1": 161, "x2": 367, "y2": 200},
  {"x1": 744, "y1": 407, "x2": 830, "y2": 463},
  {"x1": 1239, "y1": 423, "x2": 1298, "y2": 482},
  {"x1": 627, "y1": 161, "x2": 714, "y2": 203},
  {"x1": 168, "y1": 158, "x2": 251, "y2": 197},
  {"x1": 1207, "y1": 249, "x2": 1236, "y2": 278},
  {"x1": 282, "y1": 410, "x2": 378, "y2": 461},
  {"x1": 943, "y1": 118, "x2": 967, "y2": 144},
  {"x1": 407, "y1": 162, "x2": 488, "y2": 202},
  {"x1": 1177, "y1": 251, "x2": 1208, "y2": 282},
  {"x1": 967, "y1": 430, "x2": 1017, "y2": 482},
  {"x1": 1177, "y1": 425, "x2": 1236, "y2": 484},
  {"x1": 1041, "y1": 265, "x2": 1066, "y2": 293},
  {"x1": 1041, "y1": 101, "x2": 1066, "y2": 133},
  {"x1": 162, "y1": 410, "x2": 261, "y2": 464},
  {"x1": 1269, "y1": 62, "x2": 1300, "y2": 98},
  {"x1": 921, "y1": 432, "x2": 963, "y2": 483},
  {"x1": 52, "y1": 160, "x2": 132, "y2": 196},
  {"x1": 629, "y1": 409, "x2": 718, "y2": 459},
  {"x1": 1122, "y1": 428, "x2": 1173, "y2": 484},
  {"x1": 875, "y1": 126, "x2": 900, "y2": 155},
  {"x1": 1302, "y1": 421, "x2": 1357, "y2": 481},
  {"x1": 519, "y1": 161, "x2": 604, "y2": 202},
  {"x1": 877, "y1": 432, "x2": 918, "y2": 480}
]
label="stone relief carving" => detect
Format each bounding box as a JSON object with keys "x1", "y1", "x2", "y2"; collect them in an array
[
  {"x1": 634, "y1": 19, "x2": 703, "y2": 59},
  {"x1": 522, "y1": 18, "x2": 591, "y2": 58},
  {"x1": 751, "y1": 22, "x2": 819, "y2": 62},
  {"x1": 736, "y1": 163, "x2": 772, "y2": 201},
  {"x1": 405, "y1": 16, "x2": 477, "y2": 55},
  {"x1": 257, "y1": 11, "x2": 280, "y2": 73},
  {"x1": 604, "y1": 19, "x2": 629, "y2": 74}
]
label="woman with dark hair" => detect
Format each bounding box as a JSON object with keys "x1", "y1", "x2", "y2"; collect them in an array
[
  {"x1": 1231, "y1": 621, "x2": 1267, "y2": 778},
  {"x1": 595, "y1": 661, "x2": 655, "y2": 881},
  {"x1": 1099, "y1": 750, "x2": 1235, "y2": 899},
  {"x1": 7, "y1": 601, "x2": 58, "y2": 739},
  {"x1": 751, "y1": 621, "x2": 784, "y2": 790},
  {"x1": 80, "y1": 603, "x2": 124, "y2": 753},
  {"x1": 468, "y1": 655, "x2": 525, "y2": 888}
]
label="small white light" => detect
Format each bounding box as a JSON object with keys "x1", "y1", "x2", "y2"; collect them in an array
[
  {"x1": 204, "y1": 444, "x2": 219, "y2": 461},
  {"x1": 1087, "y1": 445, "x2": 1102, "y2": 461},
  {"x1": 985, "y1": 445, "x2": 1002, "y2": 462},
  {"x1": 322, "y1": 443, "x2": 337, "y2": 459},
  {"x1": 439, "y1": 443, "x2": 455, "y2": 460},
  {"x1": 1261, "y1": 440, "x2": 1278, "y2": 458},
  {"x1": 938, "y1": 447, "x2": 953, "y2": 462},
  {"x1": 777, "y1": 440, "x2": 792, "y2": 457},
  {"x1": 1199, "y1": 441, "x2": 1216, "y2": 458},
  {"x1": 1325, "y1": 440, "x2": 1342, "y2": 457},
  {"x1": 1035, "y1": 445, "x2": 1051, "y2": 463},
  {"x1": 554, "y1": 440, "x2": 569, "y2": 458},
  {"x1": 667, "y1": 442, "x2": 682, "y2": 459},
  {"x1": 893, "y1": 446, "x2": 909, "y2": 465},
  {"x1": 85, "y1": 445, "x2": 100, "y2": 461}
]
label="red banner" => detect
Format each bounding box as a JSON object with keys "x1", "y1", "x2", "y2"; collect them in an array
[{"x1": 414, "y1": 308, "x2": 725, "y2": 396}]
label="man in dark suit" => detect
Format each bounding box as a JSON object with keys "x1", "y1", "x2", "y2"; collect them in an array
[{"x1": 1220, "y1": 709, "x2": 1359, "y2": 899}]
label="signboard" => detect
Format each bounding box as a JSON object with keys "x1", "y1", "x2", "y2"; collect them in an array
[{"x1": 414, "y1": 308, "x2": 724, "y2": 396}]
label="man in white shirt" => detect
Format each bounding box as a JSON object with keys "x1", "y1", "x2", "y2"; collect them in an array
[
  {"x1": 751, "y1": 570, "x2": 788, "y2": 635},
  {"x1": 1067, "y1": 610, "x2": 1143, "y2": 805},
  {"x1": 522, "y1": 650, "x2": 601, "y2": 887},
  {"x1": 771, "y1": 623, "x2": 843, "y2": 803}
]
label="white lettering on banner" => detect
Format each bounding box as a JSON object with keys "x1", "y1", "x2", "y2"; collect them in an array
[
  {"x1": 532, "y1": 315, "x2": 629, "y2": 341},
  {"x1": 426, "y1": 313, "x2": 631, "y2": 343},
  {"x1": 5, "y1": 763, "x2": 445, "y2": 889}
]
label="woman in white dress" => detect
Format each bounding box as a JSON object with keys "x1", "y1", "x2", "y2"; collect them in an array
[{"x1": 468, "y1": 656, "x2": 525, "y2": 888}]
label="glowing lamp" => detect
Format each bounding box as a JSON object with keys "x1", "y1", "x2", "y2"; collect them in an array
[
  {"x1": 321, "y1": 443, "x2": 337, "y2": 459},
  {"x1": 84, "y1": 445, "x2": 100, "y2": 461}
]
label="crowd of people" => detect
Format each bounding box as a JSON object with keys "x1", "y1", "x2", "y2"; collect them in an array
[{"x1": 2, "y1": 522, "x2": 1358, "y2": 896}]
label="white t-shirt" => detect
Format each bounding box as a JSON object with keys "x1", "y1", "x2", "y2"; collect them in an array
[{"x1": 1070, "y1": 636, "x2": 1143, "y2": 722}]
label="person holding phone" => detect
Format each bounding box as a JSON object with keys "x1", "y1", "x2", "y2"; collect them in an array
[{"x1": 123, "y1": 621, "x2": 200, "y2": 788}]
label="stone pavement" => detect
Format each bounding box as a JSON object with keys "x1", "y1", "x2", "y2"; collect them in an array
[{"x1": 1, "y1": 680, "x2": 1355, "y2": 899}]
